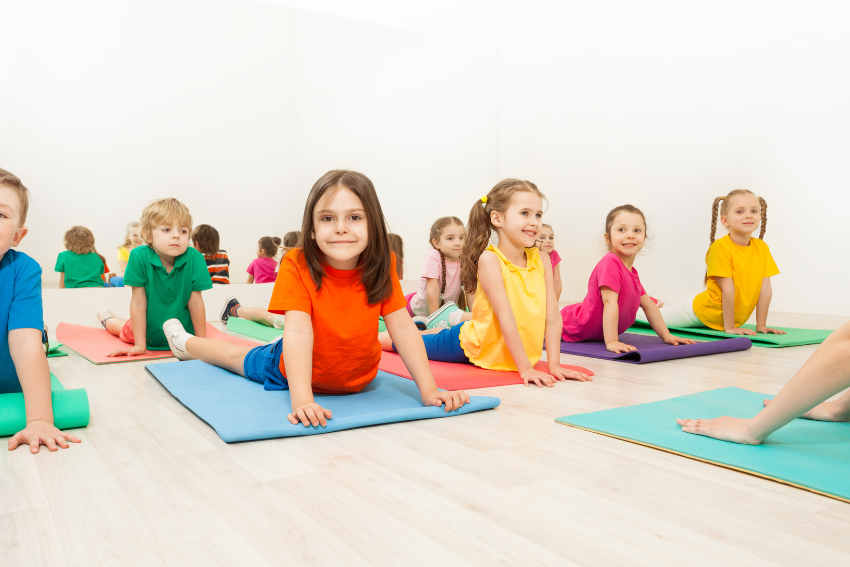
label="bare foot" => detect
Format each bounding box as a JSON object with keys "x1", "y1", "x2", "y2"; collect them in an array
[
  {"x1": 763, "y1": 398, "x2": 850, "y2": 422},
  {"x1": 676, "y1": 416, "x2": 764, "y2": 445}
]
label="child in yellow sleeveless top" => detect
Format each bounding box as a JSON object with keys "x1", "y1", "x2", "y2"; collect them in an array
[
  {"x1": 379, "y1": 179, "x2": 590, "y2": 387},
  {"x1": 638, "y1": 189, "x2": 785, "y2": 336}
]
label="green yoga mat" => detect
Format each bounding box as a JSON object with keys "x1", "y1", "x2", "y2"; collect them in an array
[
  {"x1": 557, "y1": 387, "x2": 850, "y2": 503},
  {"x1": 0, "y1": 374, "x2": 90, "y2": 437},
  {"x1": 226, "y1": 318, "x2": 282, "y2": 342},
  {"x1": 628, "y1": 321, "x2": 832, "y2": 347},
  {"x1": 47, "y1": 342, "x2": 69, "y2": 358}
]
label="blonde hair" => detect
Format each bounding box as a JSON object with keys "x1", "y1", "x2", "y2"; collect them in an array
[
  {"x1": 64, "y1": 226, "x2": 96, "y2": 255},
  {"x1": 0, "y1": 168, "x2": 30, "y2": 226},
  {"x1": 120, "y1": 221, "x2": 141, "y2": 248},
  {"x1": 139, "y1": 198, "x2": 193, "y2": 243}
]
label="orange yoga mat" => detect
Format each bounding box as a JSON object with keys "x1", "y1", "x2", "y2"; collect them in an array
[
  {"x1": 56, "y1": 322, "x2": 261, "y2": 364},
  {"x1": 378, "y1": 351, "x2": 594, "y2": 390}
]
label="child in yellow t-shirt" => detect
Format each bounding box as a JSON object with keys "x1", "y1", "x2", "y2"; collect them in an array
[{"x1": 638, "y1": 189, "x2": 785, "y2": 336}]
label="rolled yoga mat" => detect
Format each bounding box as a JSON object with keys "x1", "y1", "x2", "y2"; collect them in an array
[
  {"x1": 226, "y1": 318, "x2": 283, "y2": 342},
  {"x1": 378, "y1": 351, "x2": 594, "y2": 390},
  {"x1": 146, "y1": 360, "x2": 500, "y2": 442},
  {"x1": 57, "y1": 322, "x2": 262, "y2": 364},
  {"x1": 559, "y1": 332, "x2": 752, "y2": 363},
  {"x1": 627, "y1": 321, "x2": 833, "y2": 348},
  {"x1": 556, "y1": 387, "x2": 850, "y2": 503},
  {"x1": 0, "y1": 374, "x2": 90, "y2": 437}
]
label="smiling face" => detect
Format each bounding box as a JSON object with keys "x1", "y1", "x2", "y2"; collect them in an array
[
  {"x1": 147, "y1": 221, "x2": 190, "y2": 259},
  {"x1": 311, "y1": 185, "x2": 369, "y2": 270},
  {"x1": 128, "y1": 225, "x2": 143, "y2": 248},
  {"x1": 536, "y1": 225, "x2": 555, "y2": 254},
  {"x1": 720, "y1": 194, "x2": 761, "y2": 237},
  {"x1": 491, "y1": 190, "x2": 543, "y2": 249},
  {"x1": 0, "y1": 184, "x2": 28, "y2": 260},
  {"x1": 432, "y1": 223, "x2": 465, "y2": 261},
  {"x1": 605, "y1": 211, "x2": 646, "y2": 260}
]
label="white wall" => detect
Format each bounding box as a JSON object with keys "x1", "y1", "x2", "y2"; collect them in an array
[{"x1": 0, "y1": 0, "x2": 497, "y2": 285}]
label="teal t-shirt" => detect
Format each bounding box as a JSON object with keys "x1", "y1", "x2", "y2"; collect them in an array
[
  {"x1": 122, "y1": 245, "x2": 213, "y2": 350},
  {"x1": 55, "y1": 250, "x2": 103, "y2": 288}
]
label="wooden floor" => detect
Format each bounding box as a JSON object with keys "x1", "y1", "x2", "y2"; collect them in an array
[{"x1": 3, "y1": 287, "x2": 849, "y2": 566}]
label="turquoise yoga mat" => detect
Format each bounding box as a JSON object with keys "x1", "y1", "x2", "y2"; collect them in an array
[
  {"x1": 226, "y1": 318, "x2": 283, "y2": 342},
  {"x1": 0, "y1": 374, "x2": 90, "y2": 437},
  {"x1": 556, "y1": 387, "x2": 850, "y2": 503},
  {"x1": 628, "y1": 321, "x2": 833, "y2": 347}
]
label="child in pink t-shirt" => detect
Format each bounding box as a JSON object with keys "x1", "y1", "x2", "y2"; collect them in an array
[
  {"x1": 560, "y1": 205, "x2": 694, "y2": 354},
  {"x1": 246, "y1": 236, "x2": 280, "y2": 284},
  {"x1": 406, "y1": 217, "x2": 473, "y2": 328},
  {"x1": 536, "y1": 224, "x2": 562, "y2": 301}
]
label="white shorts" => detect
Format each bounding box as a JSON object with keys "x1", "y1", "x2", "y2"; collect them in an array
[{"x1": 636, "y1": 294, "x2": 706, "y2": 328}]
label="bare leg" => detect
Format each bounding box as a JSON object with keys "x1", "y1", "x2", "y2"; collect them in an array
[
  {"x1": 237, "y1": 306, "x2": 277, "y2": 328},
  {"x1": 185, "y1": 337, "x2": 253, "y2": 376},
  {"x1": 459, "y1": 311, "x2": 473, "y2": 323},
  {"x1": 677, "y1": 322, "x2": 850, "y2": 444},
  {"x1": 764, "y1": 389, "x2": 850, "y2": 422},
  {"x1": 378, "y1": 331, "x2": 393, "y2": 352},
  {"x1": 104, "y1": 317, "x2": 125, "y2": 336}
]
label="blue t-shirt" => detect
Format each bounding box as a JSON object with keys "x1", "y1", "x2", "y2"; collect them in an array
[{"x1": 0, "y1": 250, "x2": 44, "y2": 394}]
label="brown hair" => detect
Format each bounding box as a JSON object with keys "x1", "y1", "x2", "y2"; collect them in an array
[
  {"x1": 603, "y1": 204, "x2": 647, "y2": 250},
  {"x1": 705, "y1": 189, "x2": 767, "y2": 284},
  {"x1": 192, "y1": 224, "x2": 220, "y2": 257},
  {"x1": 258, "y1": 236, "x2": 281, "y2": 258},
  {"x1": 460, "y1": 179, "x2": 544, "y2": 294},
  {"x1": 120, "y1": 221, "x2": 141, "y2": 248},
  {"x1": 139, "y1": 198, "x2": 193, "y2": 243},
  {"x1": 299, "y1": 170, "x2": 393, "y2": 304},
  {"x1": 64, "y1": 226, "x2": 96, "y2": 255},
  {"x1": 387, "y1": 233, "x2": 404, "y2": 279},
  {"x1": 283, "y1": 231, "x2": 301, "y2": 249},
  {"x1": 429, "y1": 216, "x2": 467, "y2": 310},
  {"x1": 0, "y1": 168, "x2": 30, "y2": 226}
]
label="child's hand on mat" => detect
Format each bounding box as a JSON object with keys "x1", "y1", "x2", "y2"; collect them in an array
[
  {"x1": 8, "y1": 420, "x2": 81, "y2": 453},
  {"x1": 662, "y1": 335, "x2": 696, "y2": 346},
  {"x1": 520, "y1": 367, "x2": 556, "y2": 387},
  {"x1": 676, "y1": 416, "x2": 763, "y2": 445},
  {"x1": 725, "y1": 327, "x2": 756, "y2": 336},
  {"x1": 288, "y1": 402, "x2": 332, "y2": 427},
  {"x1": 107, "y1": 345, "x2": 147, "y2": 357},
  {"x1": 756, "y1": 326, "x2": 786, "y2": 335},
  {"x1": 421, "y1": 389, "x2": 470, "y2": 411},
  {"x1": 606, "y1": 341, "x2": 637, "y2": 354},
  {"x1": 549, "y1": 365, "x2": 592, "y2": 382}
]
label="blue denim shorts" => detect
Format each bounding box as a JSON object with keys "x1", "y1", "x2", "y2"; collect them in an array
[
  {"x1": 393, "y1": 322, "x2": 469, "y2": 364},
  {"x1": 243, "y1": 338, "x2": 289, "y2": 391}
]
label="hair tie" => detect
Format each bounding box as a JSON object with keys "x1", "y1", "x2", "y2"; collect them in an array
[{"x1": 480, "y1": 196, "x2": 488, "y2": 204}]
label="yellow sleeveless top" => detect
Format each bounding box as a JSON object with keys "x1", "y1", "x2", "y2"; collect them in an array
[{"x1": 459, "y1": 245, "x2": 546, "y2": 370}]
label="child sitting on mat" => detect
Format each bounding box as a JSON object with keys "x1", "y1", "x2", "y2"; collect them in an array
[
  {"x1": 678, "y1": 321, "x2": 850, "y2": 444},
  {"x1": 0, "y1": 168, "x2": 80, "y2": 452},
  {"x1": 535, "y1": 224, "x2": 563, "y2": 301},
  {"x1": 117, "y1": 221, "x2": 143, "y2": 274},
  {"x1": 561, "y1": 205, "x2": 693, "y2": 354},
  {"x1": 161, "y1": 170, "x2": 468, "y2": 427},
  {"x1": 639, "y1": 189, "x2": 785, "y2": 337},
  {"x1": 97, "y1": 198, "x2": 212, "y2": 357},
  {"x1": 406, "y1": 217, "x2": 472, "y2": 329},
  {"x1": 192, "y1": 224, "x2": 230, "y2": 284},
  {"x1": 380, "y1": 179, "x2": 591, "y2": 387},
  {"x1": 56, "y1": 226, "x2": 111, "y2": 288},
  {"x1": 246, "y1": 236, "x2": 280, "y2": 284}
]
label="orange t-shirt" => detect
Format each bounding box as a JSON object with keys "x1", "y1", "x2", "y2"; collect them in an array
[{"x1": 268, "y1": 249, "x2": 407, "y2": 393}]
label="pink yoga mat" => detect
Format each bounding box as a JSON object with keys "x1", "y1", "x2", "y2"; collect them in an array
[
  {"x1": 56, "y1": 322, "x2": 261, "y2": 365},
  {"x1": 378, "y1": 351, "x2": 594, "y2": 390}
]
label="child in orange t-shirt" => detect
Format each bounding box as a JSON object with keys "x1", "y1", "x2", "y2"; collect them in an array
[{"x1": 161, "y1": 170, "x2": 469, "y2": 427}]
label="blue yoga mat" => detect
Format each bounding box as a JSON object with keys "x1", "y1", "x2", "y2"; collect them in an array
[
  {"x1": 556, "y1": 387, "x2": 850, "y2": 502},
  {"x1": 147, "y1": 360, "x2": 500, "y2": 442}
]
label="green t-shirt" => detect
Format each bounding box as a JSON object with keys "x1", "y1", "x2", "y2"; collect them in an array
[
  {"x1": 55, "y1": 251, "x2": 104, "y2": 288},
  {"x1": 123, "y1": 245, "x2": 213, "y2": 350}
]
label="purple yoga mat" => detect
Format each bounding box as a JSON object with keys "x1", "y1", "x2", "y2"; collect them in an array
[{"x1": 559, "y1": 333, "x2": 751, "y2": 364}]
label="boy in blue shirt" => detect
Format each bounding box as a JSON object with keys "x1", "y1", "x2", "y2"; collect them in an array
[{"x1": 0, "y1": 168, "x2": 81, "y2": 453}]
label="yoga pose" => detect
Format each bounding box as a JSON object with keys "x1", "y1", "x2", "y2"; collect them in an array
[
  {"x1": 98, "y1": 198, "x2": 212, "y2": 357},
  {"x1": 535, "y1": 224, "x2": 563, "y2": 301},
  {"x1": 162, "y1": 170, "x2": 468, "y2": 427},
  {"x1": 561, "y1": 205, "x2": 695, "y2": 353},
  {"x1": 678, "y1": 321, "x2": 850, "y2": 444},
  {"x1": 379, "y1": 179, "x2": 591, "y2": 387},
  {"x1": 639, "y1": 189, "x2": 784, "y2": 336}
]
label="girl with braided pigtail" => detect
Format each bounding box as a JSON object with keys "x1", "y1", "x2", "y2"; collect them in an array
[
  {"x1": 637, "y1": 189, "x2": 784, "y2": 336},
  {"x1": 379, "y1": 179, "x2": 591, "y2": 387}
]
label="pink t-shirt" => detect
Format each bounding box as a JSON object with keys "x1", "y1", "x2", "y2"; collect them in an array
[
  {"x1": 549, "y1": 250, "x2": 561, "y2": 268},
  {"x1": 247, "y1": 257, "x2": 278, "y2": 284},
  {"x1": 560, "y1": 252, "x2": 647, "y2": 342},
  {"x1": 408, "y1": 249, "x2": 462, "y2": 317}
]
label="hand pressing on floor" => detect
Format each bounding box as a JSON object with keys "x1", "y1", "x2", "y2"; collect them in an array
[
  {"x1": 8, "y1": 420, "x2": 82, "y2": 453},
  {"x1": 520, "y1": 367, "x2": 556, "y2": 388},
  {"x1": 107, "y1": 345, "x2": 147, "y2": 357},
  {"x1": 725, "y1": 327, "x2": 757, "y2": 336},
  {"x1": 549, "y1": 364, "x2": 592, "y2": 382},
  {"x1": 661, "y1": 334, "x2": 697, "y2": 347},
  {"x1": 421, "y1": 389, "x2": 470, "y2": 412},
  {"x1": 288, "y1": 401, "x2": 332, "y2": 427},
  {"x1": 605, "y1": 340, "x2": 637, "y2": 354},
  {"x1": 756, "y1": 326, "x2": 786, "y2": 335},
  {"x1": 676, "y1": 416, "x2": 764, "y2": 445}
]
